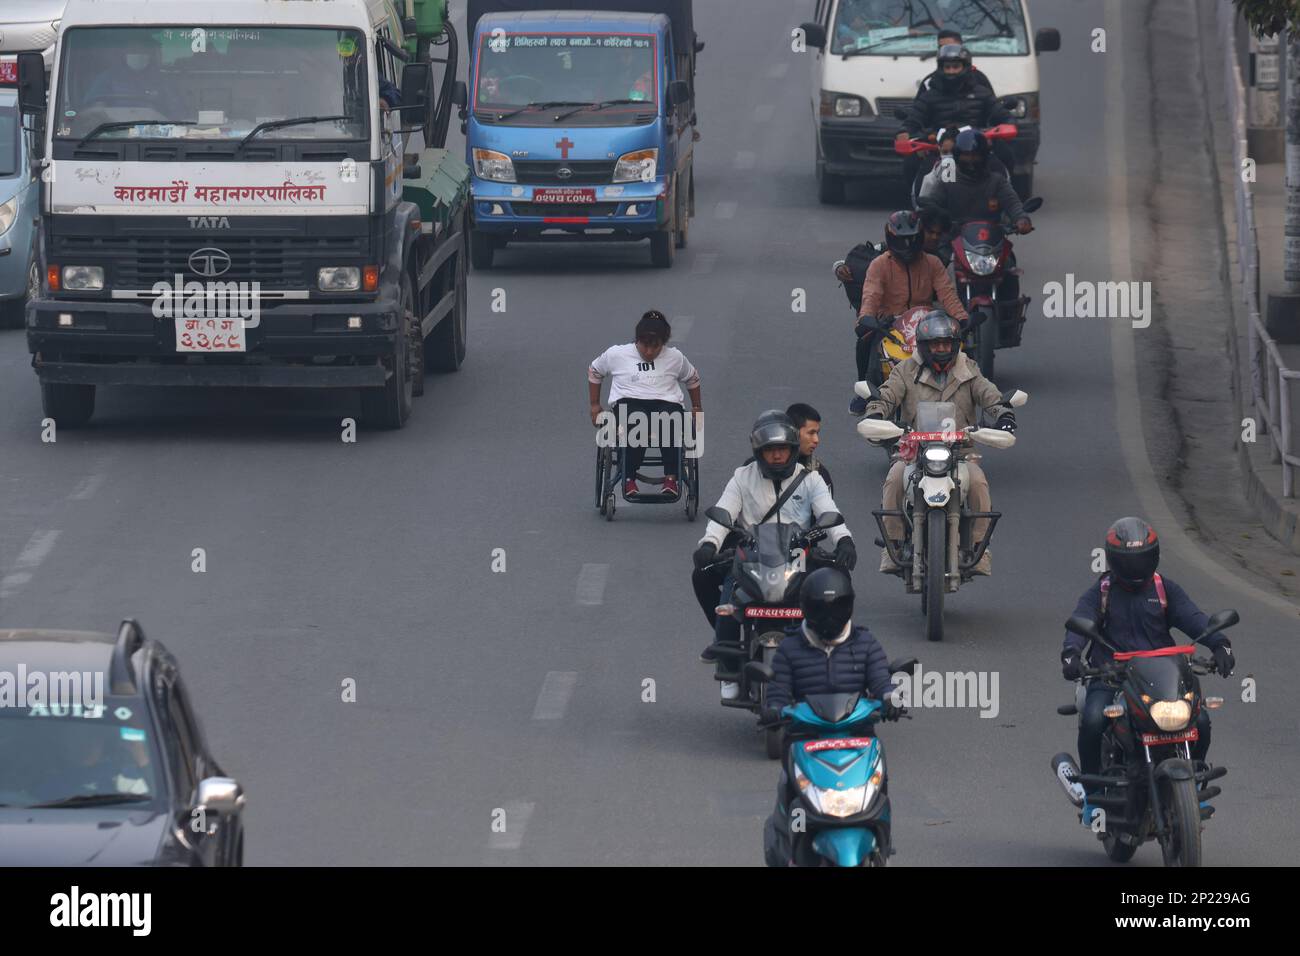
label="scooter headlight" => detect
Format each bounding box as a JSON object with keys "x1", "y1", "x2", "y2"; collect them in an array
[
  {"x1": 922, "y1": 445, "x2": 952, "y2": 476},
  {"x1": 793, "y1": 758, "x2": 881, "y2": 818},
  {"x1": 1150, "y1": 700, "x2": 1192, "y2": 731},
  {"x1": 966, "y1": 251, "x2": 999, "y2": 276}
]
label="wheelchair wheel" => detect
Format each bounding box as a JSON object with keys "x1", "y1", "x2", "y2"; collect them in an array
[
  {"x1": 595, "y1": 445, "x2": 608, "y2": 509},
  {"x1": 684, "y1": 456, "x2": 699, "y2": 521},
  {"x1": 604, "y1": 489, "x2": 616, "y2": 521}
]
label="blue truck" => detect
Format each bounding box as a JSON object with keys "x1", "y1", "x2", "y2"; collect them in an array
[{"x1": 463, "y1": 0, "x2": 699, "y2": 268}]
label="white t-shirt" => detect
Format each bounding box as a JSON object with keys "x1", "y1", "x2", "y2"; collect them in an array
[{"x1": 589, "y1": 343, "x2": 700, "y2": 404}]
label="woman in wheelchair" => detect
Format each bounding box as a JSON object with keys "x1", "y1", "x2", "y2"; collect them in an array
[{"x1": 589, "y1": 310, "x2": 702, "y2": 498}]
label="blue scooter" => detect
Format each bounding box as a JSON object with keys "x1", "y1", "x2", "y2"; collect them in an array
[{"x1": 749, "y1": 659, "x2": 916, "y2": 867}]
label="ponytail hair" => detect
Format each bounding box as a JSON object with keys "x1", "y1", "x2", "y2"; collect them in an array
[{"x1": 635, "y1": 309, "x2": 671, "y2": 345}]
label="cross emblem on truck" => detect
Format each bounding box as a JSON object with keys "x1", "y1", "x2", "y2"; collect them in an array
[{"x1": 556, "y1": 136, "x2": 574, "y2": 159}]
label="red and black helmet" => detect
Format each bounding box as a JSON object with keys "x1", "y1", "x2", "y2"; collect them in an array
[
  {"x1": 1104, "y1": 517, "x2": 1160, "y2": 589},
  {"x1": 884, "y1": 209, "x2": 924, "y2": 263}
]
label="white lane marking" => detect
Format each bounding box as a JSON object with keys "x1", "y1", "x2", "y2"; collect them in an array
[
  {"x1": 691, "y1": 253, "x2": 718, "y2": 275},
  {"x1": 532, "y1": 671, "x2": 578, "y2": 720},
  {"x1": 767, "y1": 62, "x2": 789, "y2": 79},
  {"x1": 488, "y1": 800, "x2": 535, "y2": 851},
  {"x1": 672, "y1": 315, "x2": 695, "y2": 341},
  {"x1": 734, "y1": 151, "x2": 757, "y2": 170},
  {"x1": 69, "y1": 474, "x2": 105, "y2": 501},
  {"x1": 576, "y1": 562, "x2": 608, "y2": 605},
  {"x1": 753, "y1": 103, "x2": 775, "y2": 122},
  {"x1": 1, "y1": 530, "x2": 61, "y2": 599},
  {"x1": 1104, "y1": 0, "x2": 1295, "y2": 615},
  {"x1": 714, "y1": 201, "x2": 737, "y2": 220}
]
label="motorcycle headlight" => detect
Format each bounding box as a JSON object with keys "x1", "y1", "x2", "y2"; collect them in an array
[
  {"x1": 472, "y1": 148, "x2": 516, "y2": 183},
  {"x1": 613, "y1": 148, "x2": 657, "y2": 183},
  {"x1": 1150, "y1": 700, "x2": 1192, "y2": 731},
  {"x1": 923, "y1": 446, "x2": 952, "y2": 476},
  {"x1": 0, "y1": 197, "x2": 17, "y2": 236},
  {"x1": 966, "y1": 252, "x2": 999, "y2": 276}
]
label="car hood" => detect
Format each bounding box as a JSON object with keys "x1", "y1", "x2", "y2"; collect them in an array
[{"x1": 0, "y1": 807, "x2": 170, "y2": 866}]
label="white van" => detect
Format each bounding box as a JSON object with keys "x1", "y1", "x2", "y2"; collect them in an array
[{"x1": 800, "y1": 0, "x2": 1058, "y2": 203}]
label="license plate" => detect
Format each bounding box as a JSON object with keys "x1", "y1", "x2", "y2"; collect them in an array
[
  {"x1": 176, "y1": 316, "x2": 247, "y2": 352},
  {"x1": 533, "y1": 187, "x2": 597, "y2": 204},
  {"x1": 745, "y1": 607, "x2": 802, "y2": 619},
  {"x1": 804, "y1": 737, "x2": 875, "y2": 753},
  {"x1": 1141, "y1": 728, "x2": 1199, "y2": 746}
]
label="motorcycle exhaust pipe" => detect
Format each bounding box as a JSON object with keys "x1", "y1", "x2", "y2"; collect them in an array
[{"x1": 1050, "y1": 752, "x2": 1086, "y2": 808}]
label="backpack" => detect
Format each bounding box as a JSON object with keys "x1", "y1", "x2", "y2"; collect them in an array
[
  {"x1": 1099, "y1": 572, "x2": 1168, "y2": 635},
  {"x1": 840, "y1": 242, "x2": 882, "y2": 313}
]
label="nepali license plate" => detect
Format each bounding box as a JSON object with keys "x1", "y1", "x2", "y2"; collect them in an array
[
  {"x1": 175, "y1": 316, "x2": 247, "y2": 353},
  {"x1": 532, "y1": 187, "x2": 597, "y2": 204},
  {"x1": 744, "y1": 607, "x2": 802, "y2": 619},
  {"x1": 1140, "y1": 727, "x2": 1199, "y2": 746}
]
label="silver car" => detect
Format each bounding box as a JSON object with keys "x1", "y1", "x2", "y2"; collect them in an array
[{"x1": 0, "y1": 87, "x2": 36, "y2": 326}]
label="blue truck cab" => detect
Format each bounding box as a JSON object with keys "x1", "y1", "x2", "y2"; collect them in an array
[{"x1": 464, "y1": 0, "x2": 698, "y2": 268}]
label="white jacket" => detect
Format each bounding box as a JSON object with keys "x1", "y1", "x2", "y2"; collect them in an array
[{"x1": 698, "y1": 461, "x2": 851, "y2": 549}]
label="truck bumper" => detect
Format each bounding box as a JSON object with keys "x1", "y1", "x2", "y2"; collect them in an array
[
  {"x1": 469, "y1": 176, "x2": 668, "y2": 240},
  {"x1": 27, "y1": 294, "x2": 399, "y2": 389}
]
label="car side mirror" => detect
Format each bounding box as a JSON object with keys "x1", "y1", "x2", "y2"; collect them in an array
[
  {"x1": 705, "y1": 506, "x2": 734, "y2": 529},
  {"x1": 1002, "y1": 389, "x2": 1029, "y2": 407},
  {"x1": 1035, "y1": 27, "x2": 1061, "y2": 54},
  {"x1": 1021, "y1": 196, "x2": 1043, "y2": 214},
  {"x1": 799, "y1": 23, "x2": 826, "y2": 52},
  {"x1": 17, "y1": 52, "x2": 47, "y2": 115},
  {"x1": 889, "y1": 657, "x2": 918, "y2": 676},
  {"x1": 195, "y1": 777, "x2": 245, "y2": 817},
  {"x1": 666, "y1": 80, "x2": 691, "y2": 110},
  {"x1": 814, "y1": 511, "x2": 844, "y2": 530},
  {"x1": 745, "y1": 661, "x2": 775, "y2": 684},
  {"x1": 1064, "y1": 615, "x2": 1104, "y2": 645}
]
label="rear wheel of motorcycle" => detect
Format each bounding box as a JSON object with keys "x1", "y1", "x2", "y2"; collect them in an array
[
  {"x1": 1158, "y1": 776, "x2": 1203, "y2": 867},
  {"x1": 924, "y1": 512, "x2": 945, "y2": 641}
]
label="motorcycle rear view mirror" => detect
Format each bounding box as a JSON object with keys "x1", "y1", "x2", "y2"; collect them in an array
[
  {"x1": 745, "y1": 661, "x2": 775, "y2": 684},
  {"x1": 853, "y1": 380, "x2": 881, "y2": 401},
  {"x1": 889, "y1": 657, "x2": 918, "y2": 676},
  {"x1": 1198, "y1": 609, "x2": 1240, "y2": 641},
  {"x1": 1022, "y1": 197, "x2": 1044, "y2": 214},
  {"x1": 705, "y1": 507, "x2": 734, "y2": 529},
  {"x1": 814, "y1": 511, "x2": 844, "y2": 530},
  {"x1": 857, "y1": 418, "x2": 904, "y2": 442},
  {"x1": 1002, "y1": 389, "x2": 1029, "y2": 407},
  {"x1": 1064, "y1": 615, "x2": 1105, "y2": 645}
]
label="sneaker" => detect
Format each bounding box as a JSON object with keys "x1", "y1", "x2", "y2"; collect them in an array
[
  {"x1": 879, "y1": 546, "x2": 902, "y2": 575},
  {"x1": 662, "y1": 476, "x2": 680, "y2": 496},
  {"x1": 720, "y1": 680, "x2": 740, "y2": 700},
  {"x1": 624, "y1": 478, "x2": 639, "y2": 497},
  {"x1": 849, "y1": 394, "x2": 868, "y2": 417},
  {"x1": 971, "y1": 548, "x2": 992, "y2": 576}
]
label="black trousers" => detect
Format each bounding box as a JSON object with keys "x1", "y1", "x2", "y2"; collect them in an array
[{"x1": 613, "y1": 397, "x2": 683, "y2": 478}]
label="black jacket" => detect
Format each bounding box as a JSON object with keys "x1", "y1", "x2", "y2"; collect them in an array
[
  {"x1": 919, "y1": 167, "x2": 1027, "y2": 226},
  {"x1": 919, "y1": 67, "x2": 994, "y2": 97},
  {"x1": 1062, "y1": 575, "x2": 1222, "y2": 668},
  {"x1": 904, "y1": 73, "x2": 1010, "y2": 138},
  {"x1": 766, "y1": 625, "x2": 893, "y2": 712}
]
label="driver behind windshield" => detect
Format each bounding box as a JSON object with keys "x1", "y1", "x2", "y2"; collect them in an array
[
  {"x1": 29, "y1": 731, "x2": 152, "y2": 804},
  {"x1": 80, "y1": 45, "x2": 188, "y2": 122}
]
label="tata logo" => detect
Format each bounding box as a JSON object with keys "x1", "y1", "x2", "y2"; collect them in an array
[
  {"x1": 187, "y1": 216, "x2": 230, "y2": 229},
  {"x1": 555, "y1": 166, "x2": 573, "y2": 180},
  {"x1": 188, "y1": 247, "x2": 231, "y2": 278}
]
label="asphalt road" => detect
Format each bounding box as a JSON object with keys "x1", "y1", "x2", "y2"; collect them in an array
[{"x1": 1, "y1": 0, "x2": 1296, "y2": 865}]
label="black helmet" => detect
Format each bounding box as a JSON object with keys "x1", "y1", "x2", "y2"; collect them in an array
[
  {"x1": 801, "y1": 567, "x2": 855, "y2": 642},
  {"x1": 750, "y1": 410, "x2": 800, "y2": 481},
  {"x1": 914, "y1": 311, "x2": 962, "y2": 374},
  {"x1": 884, "y1": 209, "x2": 923, "y2": 263},
  {"x1": 1104, "y1": 517, "x2": 1160, "y2": 590},
  {"x1": 936, "y1": 43, "x2": 972, "y2": 89},
  {"x1": 953, "y1": 127, "x2": 990, "y2": 178}
]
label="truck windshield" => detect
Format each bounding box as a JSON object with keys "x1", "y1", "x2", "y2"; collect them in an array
[
  {"x1": 831, "y1": 0, "x2": 1028, "y2": 56},
  {"x1": 475, "y1": 32, "x2": 657, "y2": 112},
  {"x1": 52, "y1": 26, "x2": 370, "y2": 141},
  {"x1": 0, "y1": 96, "x2": 18, "y2": 177}
]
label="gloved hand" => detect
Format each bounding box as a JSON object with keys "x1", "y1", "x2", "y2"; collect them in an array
[
  {"x1": 995, "y1": 413, "x2": 1017, "y2": 434},
  {"x1": 881, "y1": 700, "x2": 905, "y2": 722},
  {"x1": 1212, "y1": 643, "x2": 1235, "y2": 677},
  {"x1": 866, "y1": 412, "x2": 884, "y2": 421},
  {"x1": 693, "y1": 541, "x2": 718, "y2": 570},
  {"x1": 834, "y1": 537, "x2": 857, "y2": 571},
  {"x1": 1016, "y1": 217, "x2": 1034, "y2": 235},
  {"x1": 965, "y1": 309, "x2": 988, "y2": 330},
  {"x1": 1061, "y1": 649, "x2": 1083, "y2": 681}
]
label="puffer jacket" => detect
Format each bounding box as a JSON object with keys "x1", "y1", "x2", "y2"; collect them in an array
[
  {"x1": 864, "y1": 352, "x2": 1011, "y2": 429},
  {"x1": 766, "y1": 625, "x2": 894, "y2": 712}
]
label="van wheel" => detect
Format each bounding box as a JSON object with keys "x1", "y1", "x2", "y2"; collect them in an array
[
  {"x1": 360, "y1": 273, "x2": 414, "y2": 429},
  {"x1": 469, "y1": 229, "x2": 494, "y2": 270},
  {"x1": 41, "y1": 381, "x2": 95, "y2": 429}
]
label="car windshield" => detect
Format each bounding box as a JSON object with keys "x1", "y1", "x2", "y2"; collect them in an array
[
  {"x1": 474, "y1": 32, "x2": 657, "y2": 111},
  {"x1": 0, "y1": 700, "x2": 163, "y2": 809},
  {"x1": 52, "y1": 26, "x2": 369, "y2": 141},
  {"x1": 830, "y1": 0, "x2": 1029, "y2": 56}
]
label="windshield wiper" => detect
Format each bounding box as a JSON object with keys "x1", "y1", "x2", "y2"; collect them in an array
[
  {"x1": 842, "y1": 36, "x2": 924, "y2": 59},
  {"x1": 77, "y1": 119, "x2": 197, "y2": 147},
  {"x1": 236, "y1": 115, "x2": 354, "y2": 153},
  {"x1": 28, "y1": 793, "x2": 152, "y2": 808},
  {"x1": 552, "y1": 99, "x2": 644, "y2": 121},
  {"x1": 493, "y1": 101, "x2": 590, "y2": 121}
]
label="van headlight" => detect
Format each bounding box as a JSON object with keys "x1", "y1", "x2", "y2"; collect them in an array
[
  {"x1": 613, "y1": 148, "x2": 657, "y2": 183},
  {"x1": 472, "y1": 148, "x2": 516, "y2": 183},
  {"x1": 819, "y1": 90, "x2": 869, "y2": 118},
  {"x1": 318, "y1": 267, "x2": 361, "y2": 291},
  {"x1": 0, "y1": 197, "x2": 17, "y2": 236},
  {"x1": 1150, "y1": 700, "x2": 1191, "y2": 731},
  {"x1": 62, "y1": 265, "x2": 104, "y2": 291},
  {"x1": 923, "y1": 445, "x2": 952, "y2": 476}
]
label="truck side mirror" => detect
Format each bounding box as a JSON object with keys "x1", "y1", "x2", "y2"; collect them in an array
[
  {"x1": 1035, "y1": 28, "x2": 1061, "y2": 53},
  {"x1": 17, "y1": 52, "x2": 46, "y2": 115},
  {"x1": 451, "y1": 81, "x2": 468, "y2": 109},
  {"x1": 666, "y1": 80, "x2": 691, "y2": 110},
  {"x1": 399, "y1": 61, "x2": 431, "y2": 115}
]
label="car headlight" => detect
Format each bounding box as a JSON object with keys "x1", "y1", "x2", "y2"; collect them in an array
[
  {"x1": 613, "y1": 148, "x2": 657, "y2": 183},
  {"x1": 62, "y1": 265, "x2": 104, "y2": 291},
  {"x1": 472, "y1": 148, "x2": 516, "y2": 183},
  {"x1": 923, "y1": 446, "x2": 952, "y2": 475},
  {"x1": 0, "y1": 197, "x2": 17, "y2": 236},
  {"x1": 1150, "y1": 700, "x2": 1191, "y2": 731},
  {"x1": 819, "y1": 90, "x2": 869, "y2": 119},
  {"x1": 967, "y1": 252, "x2": 999, "y2": 276},
  {"x1": 317, "y1": 266, "x2": 361, "y2": 292}
]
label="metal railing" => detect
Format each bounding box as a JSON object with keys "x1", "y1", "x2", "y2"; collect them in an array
[{"x1": 1220, "y1": 1, "x2": 1300, "y2": 497}]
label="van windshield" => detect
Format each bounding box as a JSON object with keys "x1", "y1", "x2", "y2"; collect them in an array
[{"x1": 831, "y1": 0, "x2": 1029, "y2": 56}]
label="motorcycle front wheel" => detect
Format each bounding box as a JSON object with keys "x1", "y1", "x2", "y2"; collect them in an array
[
  {"x1": 1158, "y1": 776, "x2": 1203, "y2": 867},
  {"x1": 924, "y1": 511, "x2": 945, "y2": 641}
]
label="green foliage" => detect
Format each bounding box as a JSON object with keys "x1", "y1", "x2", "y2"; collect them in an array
[{"x1": 1232, "y1": 0, "x2": 1300, "y2": 37}]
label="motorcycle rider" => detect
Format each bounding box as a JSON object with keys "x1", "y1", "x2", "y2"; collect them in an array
[
  {"x1": 864, "y1": 311, "x2": 1016, "y2": 576},
  {"x1": 849, "y1": 210, "x2": 970, "y2": 416},
  {"x1": 1060, "y1": 518, "x2": 1236, "y2": 825},
  {"x1": 900, "y1": 43, "x2": 1014, "y2": 177},
  {"x1": 694, "y1": 412, "x2": 857, "y2": 697}
]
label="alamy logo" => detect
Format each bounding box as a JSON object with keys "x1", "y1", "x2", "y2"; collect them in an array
[
  {"x1": 0, "y1": 665, "x2": 104, "y2": 712},
  {"x1": 49, "y1": 886, "x2": 151, "y2": 936},
  {"x1": 151, "y1": 246, "x2": 261, "y2": 336}
]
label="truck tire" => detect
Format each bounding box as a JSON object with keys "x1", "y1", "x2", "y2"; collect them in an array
[
  {"x1": 427, "y1": 219, "x2": 468, "y2": 373},
  {"x1": 674, "y1": 169, "x2": 691, "y2": 249},
  {"x1": 650, "y1": 218, "x2": 675, "y2": 268},
  {"x1": 360, "y1": 273, "x2": 414, "y2": 429},
  {"x1": 469, "y1": 229, "x2": 494, "y2": 270},
  {"x1": 41, "y1": 381, "x2": 95, "y2": 429}
]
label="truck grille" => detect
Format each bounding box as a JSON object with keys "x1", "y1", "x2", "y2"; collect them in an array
[{"x1": 513, "y1": 160, "x2": 618, "y2": 185}]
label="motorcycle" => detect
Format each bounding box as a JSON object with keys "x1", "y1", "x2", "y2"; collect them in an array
[
  {"x1": 1051, "y1": 610, "x2": 1239, "y2": 867},
  {"x1": 894, "y1": 121, "x2": 1019, "y2": 210},
  {"x1": 856, "y1": 390, "x2": 1028, "y2": 642},
  {"x1": 703, "y1": 506, "x2": 843, "y2": 759},
  {"x1": 749, "y1": 658, "x2": 917, "y2": 867}
]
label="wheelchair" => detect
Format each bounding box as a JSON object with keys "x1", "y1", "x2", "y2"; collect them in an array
[{"x1": 594, "y1": 427, "x2": 700, "y2": 522}]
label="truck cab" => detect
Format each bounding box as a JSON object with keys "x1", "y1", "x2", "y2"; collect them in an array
[{"x1": 464, "y1": 0, "x2": 697, "y2": 268}]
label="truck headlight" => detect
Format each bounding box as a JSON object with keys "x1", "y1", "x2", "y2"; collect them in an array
[
  {"x1": 819, "y1": 90, "x2": 869, "y2": 118},
  {"x1": 62, "y1": 266, "x2": 104, "y2": 291},
  {"x1": 472, "y1": 148, "x2": 516, "y2": 183},
  {"x1": 0, "y1": 197, "x2": 17, "y2": 235},
  {"x1": 318, "y1": 266, "x2": 361, "y2": 292},
  {"x1": 613, "y1": 148, "x2": 657, "y2": 183},
  {"x1": 1150, "y1": 700, "x2": 1191, "y2": 731},
  {"x1": 966, "y1": 252, "x2": 999, "y2": 276}
]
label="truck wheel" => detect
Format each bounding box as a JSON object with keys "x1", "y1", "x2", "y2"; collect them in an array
[
  {"x1": 650, "y1": 228, "x2": 675, "y2": 268},
  {"x1": 360, "y1": 274, "x2": 414, "y2": 429},
  {"x1": 674, "y1": 170, "x2": 691, "y2": 249},
  {"x1": 469, "y1": 229, "x2": 494, "y2": 270},
  {"x1": 427, "y1": 221, "x2": 468, "y2": 372},
  {"x1": 41, "y1": 381, "x2": 95, "y2": 429}
]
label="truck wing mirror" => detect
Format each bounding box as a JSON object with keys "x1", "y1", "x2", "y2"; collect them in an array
[{"x1": 17, "y1": 52, "x2": 46, "y2": 115}]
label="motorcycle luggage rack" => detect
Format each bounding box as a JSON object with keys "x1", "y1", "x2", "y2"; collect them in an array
[
  {"x1": 870, "y1": 510, "x2": 911, "y2": 568},
  {"x1": 957, "y1": 512, "x2": 1001, "y2": 573}
]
